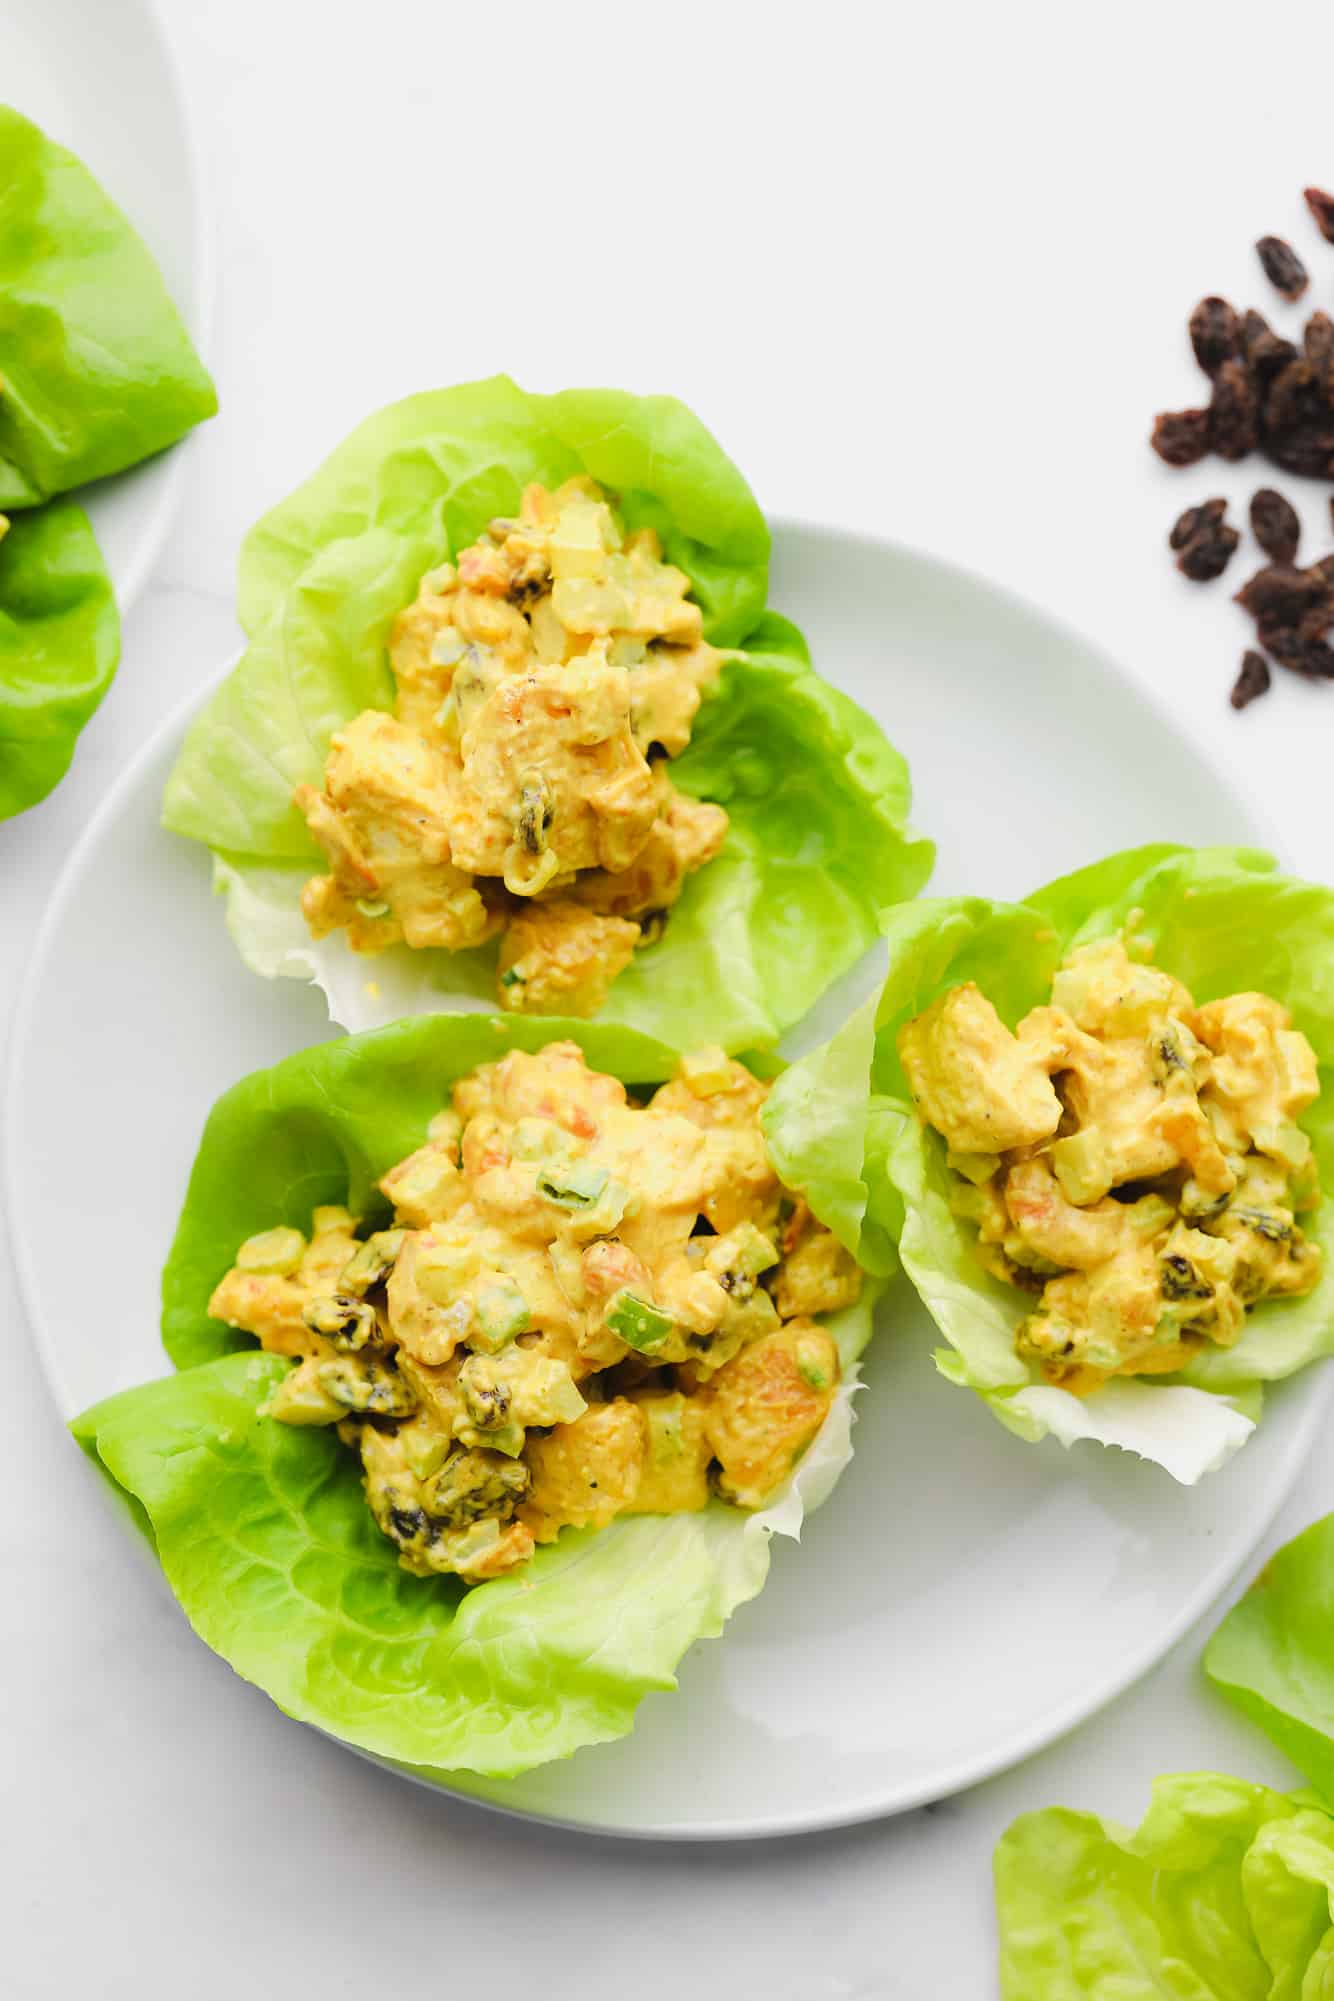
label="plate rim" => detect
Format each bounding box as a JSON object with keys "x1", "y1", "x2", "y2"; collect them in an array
[
  {"x1": 5, "y1": 517, "x2": 1321, "y2": 1840},
  {"x1": 59, "y1": 0, "x2": 215, "y2": 613}
]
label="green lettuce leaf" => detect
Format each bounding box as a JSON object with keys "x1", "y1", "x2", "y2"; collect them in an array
[
  {"x1": 74, "y1": 1011, "x2": 882, "y2": 1778},
  {"x1": 867, "y1": 846, "x2": 1334, "y2": 1481},
  {"x1": 0, "y1": 499, "x2": 119, "y2": 817},
  {"x1": 0, "y1": 104, "x2": 216, "y2": 509},
  {"x1": 994, "y1": 1772, "x2": 1334, "y2": 1999},
  {"x1": 1206, "y1": 1513, "x2": 1334, "y2": 1808},
  {"x1": 160, "y1": 378, "x2": 931, "y2": 1048}
]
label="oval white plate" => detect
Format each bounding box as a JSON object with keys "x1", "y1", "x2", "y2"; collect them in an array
[
  {"x1": 2, "y1": 0, "x2": 210, "y2": 609},
  {"x1": 7, "y1": 523, "x2": 1326, "y2": 1840}
]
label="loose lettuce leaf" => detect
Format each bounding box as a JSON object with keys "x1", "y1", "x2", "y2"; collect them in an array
[
  {"x1": 0, "y1": 105, "x2": 216, "y2": 508},
  {"x1": 994, "y1": 1773, "x2": 1334, "y2": 1999},
  {"x1": 1206, "y1": 1513, "x2": 1334, "y2": 1807},
  {"x1": 161, "y1": 378, "x2": 931, "y2": 1048},
  {"x1": 87, "y1": 1012, "x2": 883, "y2": 1777},
  {"x1": 867, "y1": 846, "x2": 1334, "y2": 1481},
  {"x1": 0, "y1": 499, "x2": 119, "y2": 817}
]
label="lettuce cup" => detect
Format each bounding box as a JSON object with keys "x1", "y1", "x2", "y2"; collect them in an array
[
  {"x1": 0, "y1": 105, "x2": 216, "y2": 816},
  {"x1": 161, "y1": 376, "x2": 932, "y2": 1049},
  {"x1": 852, "y1": 846, "x2": 1334, "y2": 1483},
  {"x1": 72, "y1": 1012, "x2": 887, "y2": 1780}
]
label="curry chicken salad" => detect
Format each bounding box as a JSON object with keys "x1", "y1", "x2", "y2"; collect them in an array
[
  {"x1": 294, "y1": 479, "x2": 729, "y2": 1018},
  {"x1": 899, "y1": 933, "x2": 1323, "y2": 1394},
  {"x1": 209, "y1": 1042, "x2": 863, "y2": 1583}
]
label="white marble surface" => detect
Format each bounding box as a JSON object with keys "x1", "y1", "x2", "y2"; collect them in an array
[{"x1": 3, "y1": 2, "x2": 1333, "y2": 1993}]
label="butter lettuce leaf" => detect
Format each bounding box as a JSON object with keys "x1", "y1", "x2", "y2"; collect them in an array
[
  {"x1": 0, "y1": 104, "x2": 216, "y2": 508},
  {"x1": 78, "y1": 1012, "x2": 882, "y2": 1778},
  {"x1": 0, "y1": 499, "x2": 119, "y2": 817},
  {"x1": 866, "y1": 846, "x2": 1334, "y2": 1481},
  {"x1": 1206, "y1": 1512, "x2": 1334, "y2": 1807},
  {"x1": 995, "y1": 1773, "x2": 1334, "y2": 1999},
  {"x1": 161, "y1": 379, "x2": 931, "y2": 1047}
]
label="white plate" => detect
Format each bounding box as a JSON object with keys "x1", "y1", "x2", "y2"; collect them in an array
[
  {"x1": 3, "y1": 0, "x2": 211, "y2": 608},
  {"x1": 7, "y1": 523, "x2": 1326, "y2": 1840}
]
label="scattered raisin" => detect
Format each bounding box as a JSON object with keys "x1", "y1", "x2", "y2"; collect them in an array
[
  {"x1": 1230, "y1": 651, "x2": 1271, "y2": 710},
  {"x1": 1250, "y1": 488, "x2": 1301, "y2": 563},
  {"x1": 1178, "y1": 519, "x2": 1239, "y2": 581},
  {"x1": 1151, "y1": 407, "x2": 1211, "y2": 467},
  {"x1": 1240, "y1": 310, "x2": 1299, "y2": 383},
  {"x1": 1169, "y1": 498, "x2": 1226, "y2": 550},
  {"x1": 1304, "y1": 186, "x2": 1334, "y2": 245},
  {"x1": 1170, "y1": 499, "x2": 1238, "y2": 580},
  {"x1": 1262, "y1": 358, "x2": 1334, "y2": 476},
  {"x1": 1209, "y1": 360, "x2": 1258, "y2": 460},
  {"x1": 1235, "y1": 562, "x2": 1328, "y2": 624},
  {"x1": 1306, "y1": 311, "x2": 1334, "y2": 395},
  {"x1": 1256, "y1": 235, "x2": 1309, "y2": 301},
  {"x1": 1188, "y1": 296, "x2": 1240, "y2": 375}
]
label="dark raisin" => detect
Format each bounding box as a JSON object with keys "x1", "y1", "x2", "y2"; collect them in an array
[
  {"x1": 1258, "y1": 621, "x2": 1334, "y2": 677},
  {"x1": 1235, "y1": 562, "x2": 1327, "y2": 624},
  {"x1": 1257, "y1": 235, "x2": 1309, "y2": 301},
  {"x1": 1209, "y1": 360, "x2": 1258, "y2": 460},
  {"x1": 1315, "y1": 550, "x2": 1334, "y2": 587},
  {"x1": 1241, "y1": 310, "x2": 1299, "y2": 383},
  {"x1": 1249, "y1": 488, "x2": 1301, "y2": 563},
  {"x1": 1177, "y1": 519, "x2": 1239, "y2": 581},
  {"x1": 1267, "y1": 427, "x2": 1334, "y2": 478},
  {"x1": 1230, "y1": 651, "x2": 1271, "y2": 710},
  {"x1": 1151, "y1": 408, "x2": 1211, "y2": 467},
  {"x1": 1305, "y1": 186, "x2": 1334, "y2": 245},
  {"x1": 1305, "y1": 310, "x2": 1334, "y2": 392},
  {"x1": 1188, "y1": 296, "x2": 1240, "y2": 375},
  {"x1": 1168, "y1": 498, "x2": 1226, "y2": 550}
]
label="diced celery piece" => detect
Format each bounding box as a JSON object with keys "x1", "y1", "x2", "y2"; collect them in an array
[
  {"x1": 537, "y1": 1162, "x2": 609, "y2": 1209},
  {"x1": 548, "y1": 502, "x2": 611, "y2": 581},
  {"x1": 430, "y1": 628, "x2": 466, "y2": 667},
  {"x1": 1051, "y1": 1129, "x2": 1111, "y2": 1207},
  {"x1": 679, "y1": 1046, "x2": 735, "y2": 1098},
  {"x1": 946, "y1": 1148, "x2": 1001, "y2": 1186},
  {"x1": 472, "y1": 1280, "x2": 530, "y2": 1353},
  {"x1": 236, "y1": 1226, "x2": 306, "y2": 1276},
  {"x1": 795, "y1": 1334, "x2": 832, "y2": 1390},
  {"x1": 606, "y1": 1290, "x2": 675, "y2": 1354}
]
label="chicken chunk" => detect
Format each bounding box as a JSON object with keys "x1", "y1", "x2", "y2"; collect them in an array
[
  {"x1": 496, "y1": 899, "x2": 640, "y2": 1017},
  {"x1": 704, "y1": 1322, "x2": 838, "y2": 1508},
  {"x1": 899, "y1": 984, "x2": 1063, "y2": 1155}
]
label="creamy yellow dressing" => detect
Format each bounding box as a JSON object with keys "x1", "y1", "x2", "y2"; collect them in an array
[
  {"x1": 294, "y1": 480, "x2": 728, "y2": 1017},
  {"x1": 899, "y1": 935, "x2": 1322, "y2": 1393},
  {"x1": 208, "y1": 1043, "x2": 862, "y2": 1582}
]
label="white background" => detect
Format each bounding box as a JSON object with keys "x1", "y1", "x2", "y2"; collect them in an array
[{"x1": 4, "y1": 2, "x2": 1334, "y2": 1994}]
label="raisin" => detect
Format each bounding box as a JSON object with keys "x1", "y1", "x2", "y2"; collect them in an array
[
  {"x1": 1258, "y1": 620, "x2": 1334, "y2": 676},
  {"x1": 1188, "y1": 296, "x2": 1240, "y2": 375},
  {"x1": 1169, "y1": 497, "x2": 1226, "y2": 550},
  {"x1": 1241, "y1": 310, "x2": 1299, "y2": 383},
  {"x1": 1208, "y1": 360, "x2": 1258, "y2": 460},
  {"x1": 1177, "y1": 520, "x2": 1239, "y2": 581},
  {"x1": 1304, "y1": 186, "x2": 1334, "y2": 246},
  {"x1": 1151, "y1": 407, "x2": 1211, "y2": 467},
  {"x1": 1249, "y1": 488, "x2": 1301, "y2": 563},
  {"x1": 1261, "y1": 359, "x2": 1334, "y2": 475},
  {"x1": 1235, "y1": 562, "x2": 1328, "y2": 624},
  {"x1": 1305, "y1": 311, "x2": 1334, "y2": 395},
  {"x1": 1230, "y1": 650, "x2": 1271, "y2": 709},
  {"x1": 1257, "y1": 235, "x2": 1309, "y2": 301}
]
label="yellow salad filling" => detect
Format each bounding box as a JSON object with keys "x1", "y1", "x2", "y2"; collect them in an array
[
  {"x1": 209, "y1": 1042, "x2": 862, "y2": 1583},
  {"x1": 293, "y1": 479, "x2": 729, "y2": 1016},
  {"x1": 898, "y1": 932, "x2": 1322, "y2": 1395}
]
